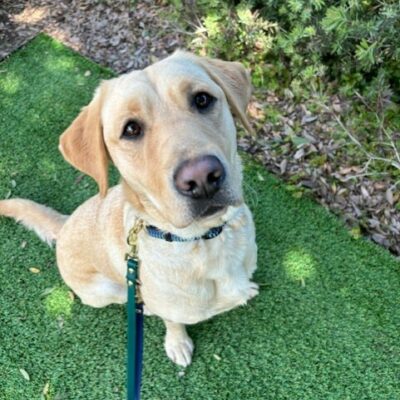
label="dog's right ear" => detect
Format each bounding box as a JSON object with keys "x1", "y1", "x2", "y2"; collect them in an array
[{"x1": 59, "y1": 82, "x2": 109, "y2": 197}]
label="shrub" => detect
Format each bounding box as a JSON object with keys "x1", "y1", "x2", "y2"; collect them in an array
[
  {"x1": 173, "y1": 0, "x2": 400, "y2": 101},
  {"x1": 170, "y1": 1, "x2": 278, "y2": 87},
  {"x1": 256, "y1": 0, "x2": 400, "y2": 98}
]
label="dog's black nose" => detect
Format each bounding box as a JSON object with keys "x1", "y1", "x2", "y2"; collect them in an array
[{"x1": 174, "y1": 155, "x2": 226, "y2": 199}]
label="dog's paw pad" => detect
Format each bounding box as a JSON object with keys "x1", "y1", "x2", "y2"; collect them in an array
[{"x1": 165, "y1": 336, "x2": 194, "y2": 367}]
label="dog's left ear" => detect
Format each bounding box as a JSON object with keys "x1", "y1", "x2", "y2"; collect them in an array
[
  {"x1": 59, "y1": 82, "x2": 109, "y2": 197},
  {"x1": 198, "y1": 57, "x2": 254, "y2": 134}
]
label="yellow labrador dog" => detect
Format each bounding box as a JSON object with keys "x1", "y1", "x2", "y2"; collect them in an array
[{"x1": 0, "y1": 51, "x2": 258, "y2": 367}]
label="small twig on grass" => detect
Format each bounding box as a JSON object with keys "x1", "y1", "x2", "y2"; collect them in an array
[{"x1": 243, "y1": 180, "x2": 260, "y2": 209}]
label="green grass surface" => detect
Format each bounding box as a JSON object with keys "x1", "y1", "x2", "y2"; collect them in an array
[{"x1": 1, "y1": 34, "x2": 400, "y2": 400}]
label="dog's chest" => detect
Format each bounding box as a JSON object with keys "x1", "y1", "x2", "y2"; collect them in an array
[{"x1": 137, "y1": 223, "x2": 252, "y2": 325}]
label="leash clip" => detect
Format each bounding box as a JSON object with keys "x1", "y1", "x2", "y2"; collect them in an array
[
  {"x1": 126, "y1": 218, "x2": 144, "y2": 260},
  {"x1": 126, "y1": 218, "x2": 144, "y2": 304}
]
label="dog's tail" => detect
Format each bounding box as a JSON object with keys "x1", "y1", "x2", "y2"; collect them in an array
[{"x1": 0, "y1": 199, "x2": 69, "y2": 245}]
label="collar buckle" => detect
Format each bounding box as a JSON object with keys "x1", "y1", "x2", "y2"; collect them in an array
[{"x1": 162, "y1": 232, "x2": 173, "y2": 242}]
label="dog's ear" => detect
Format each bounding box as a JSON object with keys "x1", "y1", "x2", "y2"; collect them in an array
[
  {"x1": 198, "y1": 57, "x2": 254, "y2": 134},
  {"x1": 59, "y1": 83, "x2": 109, "y2": 197}
]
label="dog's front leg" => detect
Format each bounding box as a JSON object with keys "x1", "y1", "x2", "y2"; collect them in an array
[{"x1": 164, "y1": 320, "x2": 194, "y2": 367}]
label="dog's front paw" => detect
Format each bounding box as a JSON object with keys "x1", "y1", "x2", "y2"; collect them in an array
[
  {"x1": 247, "y1": 281, "x2": 259, "y2": 301},
  {"x1": 165, "y1": 334, "x2": 194, "y2": 367},
  {"x1": 143, "y1": 305, "x2": 154, "y2": 316},
  {"x1": 235, "y1": 282, "x2": 260, "y2": 307}
]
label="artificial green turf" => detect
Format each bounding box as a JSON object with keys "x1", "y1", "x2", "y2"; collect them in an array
[{"x1": 1, "y1": 34, "x2": 400, "y2": 400}]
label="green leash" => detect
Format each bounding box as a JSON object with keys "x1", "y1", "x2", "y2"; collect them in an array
[
  {"x1": 124, "y1": 218, "x2": 227, "y2": 398},
  {"x1": 126, "y1": 219, "x2": 145, "y2": 400}
]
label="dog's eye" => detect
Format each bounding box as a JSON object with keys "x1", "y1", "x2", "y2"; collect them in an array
[
  {"x1": 193, "y1": 92, "x2": 215, "y2": 112},
  {"x1": 122, "y1": 120, "x2": 143, "y2": 139}
]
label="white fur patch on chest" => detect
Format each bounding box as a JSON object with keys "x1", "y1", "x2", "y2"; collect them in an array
[{"x1": 134, "y1": 205, "x2": 256, "y2": 324}]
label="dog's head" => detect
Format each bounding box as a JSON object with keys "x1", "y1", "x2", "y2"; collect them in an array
[{"x1": 59, "y1": 51, "x2": 252, "y2": 229}]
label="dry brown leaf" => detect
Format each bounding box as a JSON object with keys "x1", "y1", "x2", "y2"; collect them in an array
[
  {"x1": 386, "y1": 188, "x2": 394, "y2": 205},
  {"x1": 19, "y1": 368, "x2": 30, "y2": 381},
  {"x1": 294, "y1": 148, "x2": 305, "y2": 160},
  {"x1": 360, "y1": 186, "x2": 370, "y2": 199},
  {"x1": 280, "y1": 159, "x2": 288, "y2": 174},
  {"x1": 42, "y1": 382, "x2": 50, "y2": 396}
]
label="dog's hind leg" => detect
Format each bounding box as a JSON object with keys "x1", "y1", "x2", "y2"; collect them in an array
[
  {"x1": 164, "y1": 320, "x2": 194, "y2": 367},
  {"x1": 74, "y1": 273, "x2": 127, "y2": 308}
]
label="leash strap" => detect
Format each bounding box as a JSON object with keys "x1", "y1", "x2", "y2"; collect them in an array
[
  {"x1": 125, "y1": 218, "x2": 226, "y2": 399},
  {"x1": 135, "y1": 302, "x2": 144, "y2": 399},
  {"x1": 126, "y1": 220, "x2": 145, "y2": 400}
]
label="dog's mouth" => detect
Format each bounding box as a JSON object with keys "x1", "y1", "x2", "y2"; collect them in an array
[
  {"x1": 200, "y1": 205, "x2": 225, "y2": 218},
  {"x1": 193, "y1": 193, "x2": 241, "y2": 221},
  {"x1": 186, "y1": 179, "x2": 244, "y2": 221}
]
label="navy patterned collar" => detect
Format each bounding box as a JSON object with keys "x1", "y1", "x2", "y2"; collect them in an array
[{"x1": 145, "y1": 223, "x2": 225, "y2": 242}]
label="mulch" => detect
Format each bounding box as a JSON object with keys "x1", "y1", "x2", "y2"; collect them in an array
[
  {"x1": 0, "y1": 0, "x2": 184, "y2": 72},
  {"x1": 241, "y1": 92, "x2": 400, "y2": 256}
]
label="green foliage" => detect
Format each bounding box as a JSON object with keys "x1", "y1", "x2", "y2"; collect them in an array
[
  {"x1": 189, "y1": 1, "x2": 278, "y2": 86},
  {"x1": 175, "y1": 0, "x2": 400, "y2": 101},
  {"x1": 259, "y1": 0, "x2": 400, "y2": 98}
]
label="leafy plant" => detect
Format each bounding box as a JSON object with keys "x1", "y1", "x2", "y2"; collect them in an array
[
  {"x1": 258, "y1": 0, "x2": 400, "y2": 97},
  {"x1": 188, "y1": 1, "x2": 278, "y2": 87}
]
